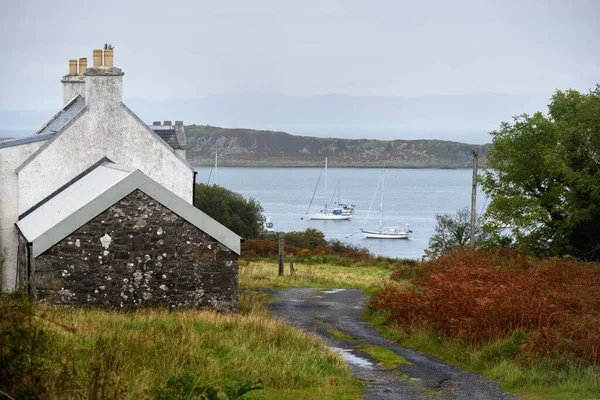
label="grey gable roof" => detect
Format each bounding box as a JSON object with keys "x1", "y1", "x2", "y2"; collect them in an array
[
  {"x1": 17, "y1": 162, "x2": 242, "y2": 257},
  {"x1": 0, "y1": 133, "x2": 54, "y2": 149},
  {"x1": 37, "y1": 95, "x2": 86, "y2": 135}
]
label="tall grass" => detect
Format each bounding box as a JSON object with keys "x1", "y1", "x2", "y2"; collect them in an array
[
  {"x1": 0, "y1": 292, "x2": 362, "y2": 399},
  {"x1": 239, "y1": 260, "x2": 394, "y2": 290}
]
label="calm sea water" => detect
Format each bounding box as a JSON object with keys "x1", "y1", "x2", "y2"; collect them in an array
[{"x1": 195, "y1": 167, "x2": 486, "y2": 259}]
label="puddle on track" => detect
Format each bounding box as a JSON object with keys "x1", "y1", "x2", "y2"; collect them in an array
[
  {"x1": 322, "y1": 289, "x2": 347, "y2": 294},
  {"x1": 330, "y1": 347, "x2": 374, "y2": 369}
]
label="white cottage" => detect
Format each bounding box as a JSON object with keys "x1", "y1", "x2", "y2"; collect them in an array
[{"x1": 0, "y1": 48, "x2": 240, "y2": 311}]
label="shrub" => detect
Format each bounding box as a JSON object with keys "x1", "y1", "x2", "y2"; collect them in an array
[
  {"x1": 0, "y1": 294, "x2": 50, "y2": 398},
  {"x1": 424, "y1": 206, "x2": 489, "y2": 259},
  {"x1": 194, "y1": 183, "x2": 265, "y2": 239},
  {"x1": 284, "y1": 228, "x2": 327, "y2": 250},
  {"x1": 242, "y1": 229, "x2": 373, "y2": 262},
  {"x1": 371, "y1": 248, "x2": 600, "y2": 365}
]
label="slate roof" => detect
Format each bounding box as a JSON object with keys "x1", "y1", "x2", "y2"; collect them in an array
[
  {"x1": 37, "y1": 95, "x2": 86, "y2": 135},
  {"x1": 0, "y1": 134, "x2": 54, "y2": 149},
  {"x1": 17, "y1": 161, "x2": 241, "y2": 257},
  {"x1": 151, "y1": 124, "x2": 186, "y2": 150}
]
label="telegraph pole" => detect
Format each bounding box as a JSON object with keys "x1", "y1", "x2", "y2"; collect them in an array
[
  {"x1": 278, "y1": 233, "x2": 284, "y2": 276},
  {"x1": 470, "y1": 151, "x2": 478, "y2": 248}
]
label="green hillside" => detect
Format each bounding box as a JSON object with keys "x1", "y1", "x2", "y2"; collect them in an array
[{"x1": 185, "y1": 125, "x2": 490, "y2": 168}]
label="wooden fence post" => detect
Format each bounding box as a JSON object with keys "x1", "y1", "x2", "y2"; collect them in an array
[
  {"x1": 289, "y1": 254, "x2": 295, "y2": 275},
  {"x1": 278, "y1": 233, "x2": 284, "y2": 276}
]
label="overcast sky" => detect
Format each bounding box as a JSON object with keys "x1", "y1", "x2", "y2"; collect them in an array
[{"x1": 1, "y1": 0, "x2": 599, "y2": 110}]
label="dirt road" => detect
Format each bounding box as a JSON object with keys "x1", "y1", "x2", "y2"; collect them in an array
[{"x1": 268, "y1": 288, "x2": 517, "y2": 400}]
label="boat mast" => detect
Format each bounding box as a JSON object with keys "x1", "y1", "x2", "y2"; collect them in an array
[
  {"x1": 324, "y1": 157, "x2": 328, "y2": 210},
  {"x1": 379, "y1": 169, "x2": 384, "y2": 231},
  {"x1": 215, "y1": 152, "x2": 218, "y2": 186}
]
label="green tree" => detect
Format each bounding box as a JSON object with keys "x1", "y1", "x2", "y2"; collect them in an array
[
  {"x1": 194, "y1": 184, "x2": 265, "y2": 239},
  {"x1": 424, "y1": 207, "x2": 488, "y2": 259},
  {"x1": 482, "y1": 86, "x2": 600, "y2": 260}
]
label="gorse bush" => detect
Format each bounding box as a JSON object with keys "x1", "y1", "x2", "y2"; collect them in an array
[{"x1": 371, "y1": 248, "x2": 600, "y2": 365}]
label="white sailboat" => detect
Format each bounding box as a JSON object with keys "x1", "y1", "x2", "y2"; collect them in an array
[
  {"x1": 329, "y1": 179, "x2": 356, "y2": 217},
  {"x1": 307, "y1": 158, "x2": 352, "y2": 220},
  {"x1": 361, "y1": 169, "x2": 412, "y2": 239},
  {"x1": 264, "y1": 216, "x2": 275, "y2": 232}
]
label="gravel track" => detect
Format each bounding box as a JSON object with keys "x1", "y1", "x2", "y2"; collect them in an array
[{"x1": 268, "y1": 288, "x2": 517, "y2": 400}]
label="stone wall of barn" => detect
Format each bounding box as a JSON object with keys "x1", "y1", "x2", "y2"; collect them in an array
[{"x1": 32, "y1": 190, "x2": 238, "y2": 311}]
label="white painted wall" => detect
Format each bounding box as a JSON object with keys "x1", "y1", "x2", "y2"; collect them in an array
[
  {"x1": 62, "y1": 75, "x2": 85, "y2": 106},
  {"x1": 0, "y1": 141, "x2": 47, "y2": 291},
  {"x1": 18, "y1": 104, "x2": 193, "y2": 215}
]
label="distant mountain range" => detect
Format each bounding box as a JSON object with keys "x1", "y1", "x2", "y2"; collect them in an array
[
  {"x1": 2, "y1": 92, "x2": 550, "y2": 144},
  {"x1": 185, "y1": 125, "x2": 490, "y2": 168}
]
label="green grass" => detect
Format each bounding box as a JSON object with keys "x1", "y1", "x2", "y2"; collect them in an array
[
  {"x1": 2, "y1": 292, "x2": 363, "y2": 399},
  {"x1": 365, "y1": 309, "x2": 600, "y2": 399},
  {"x1": 328, "y1": 329, "x2": 358, "y2": 341},
  {"x1": 239, "y1": 260, "x2": 392, "y2": 290},
  {"x1": 355, "y1": 344, "x2": 411, "y2": 369}
]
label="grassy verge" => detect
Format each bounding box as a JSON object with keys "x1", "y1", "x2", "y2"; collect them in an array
[
  {"x1": 239, "y1": 260, "x2": 392, "y2": 290},
  {"x1": 1, "y1": 292, "x2": 363, "y2": 399},
  {"x1": 366, "y1": 309, "x2": 599, "y2": 399}
]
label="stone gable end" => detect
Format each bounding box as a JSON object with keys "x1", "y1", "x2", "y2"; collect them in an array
[{"x1": 31, "y1": 190, "x2": 238, "y2": 311}]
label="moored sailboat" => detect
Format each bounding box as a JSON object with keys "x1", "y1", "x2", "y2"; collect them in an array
[
  {"x1": 361, "y1": 168, "x2": 412, "y2": 239},
  {"x1": 306, "y1": 158, "x2": 352, "y2": 220}
]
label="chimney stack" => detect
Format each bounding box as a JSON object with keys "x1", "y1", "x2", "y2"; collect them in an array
[
  {"x1": 174, "y1": 121, "x2": 187, "y2": 160},
  {"x1": 62, "y1": 58, "x2": 85, "y2": 105},
  {"x1": 84, "y1": 47, "x2": 124, "y2": 109}
]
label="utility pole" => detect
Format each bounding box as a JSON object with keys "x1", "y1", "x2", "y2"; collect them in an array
[
  {"x1": 278, "y1": 233, "x2": 284, "y2": 276},
  {"x1": 470, "y1": 151, "x2": 478, "y2": 248}
]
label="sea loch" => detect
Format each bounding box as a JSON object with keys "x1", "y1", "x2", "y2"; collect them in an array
[{"x1": 195, "y1": 167, "x2": 486, "y2": 259}]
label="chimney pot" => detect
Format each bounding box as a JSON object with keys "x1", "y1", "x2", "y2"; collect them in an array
[
  {"x1": 69, "y1": 59, "x2": 77, "y2": 75},
  {"x1": 78, "y1": 58, "x2": 87, "y2": 75},
  {"x1": 104, "y1": 49, "x2": 114, "y2": 67},
  {"x1": 92, "y1": 49, "x2": 103, "y2": 67},
  {"x1": 152, "y1": 121, "x2": 162, "y2": 125},
  {"x1": 163, "y1": 120, "x2": 172, "y2": 126}
]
